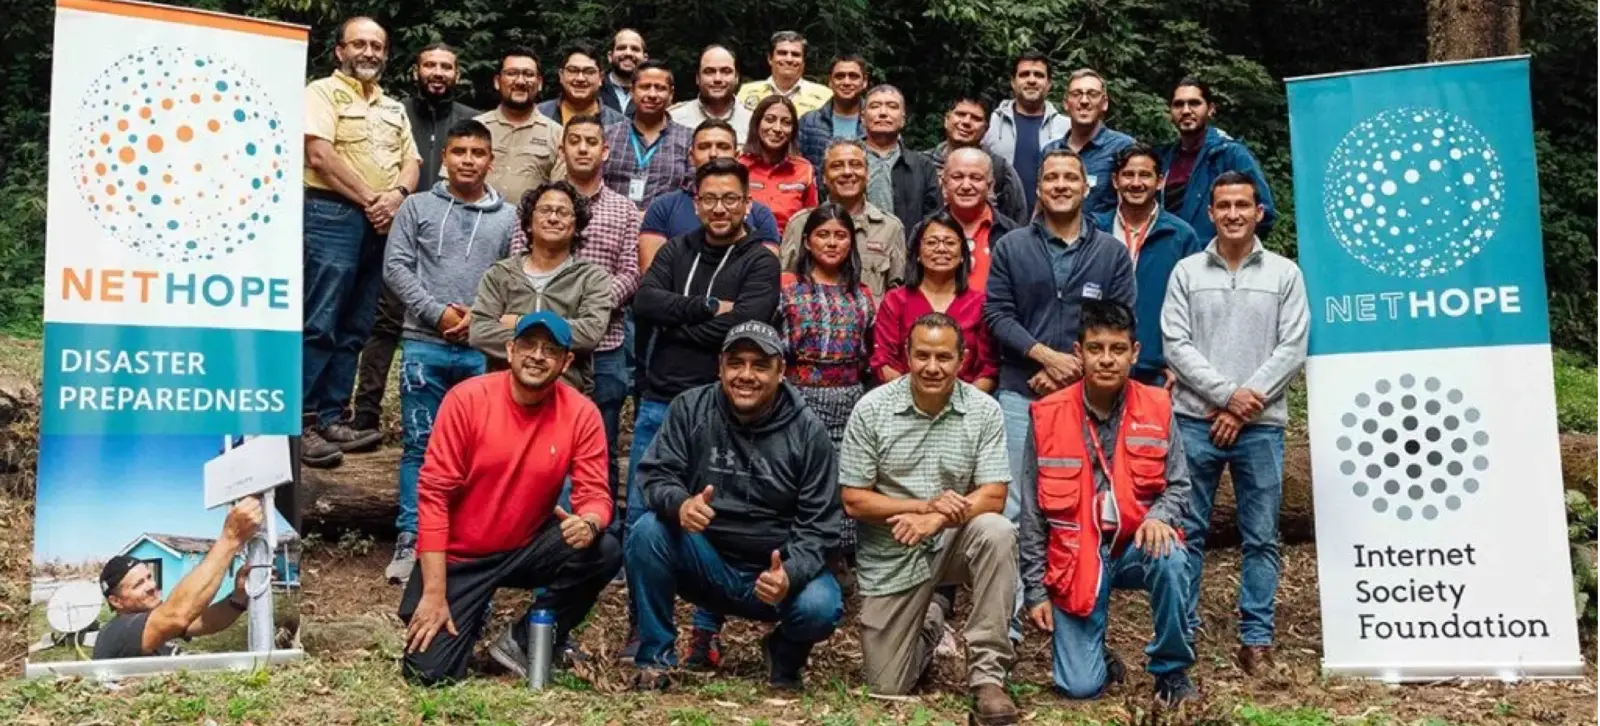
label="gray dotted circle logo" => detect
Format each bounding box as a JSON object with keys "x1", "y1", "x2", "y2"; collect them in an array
[{"x1": 1337, "y1": 374, "x2": 1489, "y2": 521}]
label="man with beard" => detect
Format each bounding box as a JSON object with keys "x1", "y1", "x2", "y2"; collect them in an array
[
  {"x1": 840, "y1": 314, "x2": 1018, "y2": 724},
  {"x1": 381, "y1": 120, "x2": 518, "y2": 584},
  {"x1": 626, "y1": 321, "x2": 843, "y2": 691},
  {"x1": 475, "y1": 48, "x2": 564, "y2": 212},
  {"x1": 399, "y1": 311, "x2": 621, "y2": 684},
  {"x1": 796, "y1": 54, "x2": 868, "y2": 179},
  {"x1": 602, "y1": 29, "x2": 647, "y2": 116},
  {"x1": 638, "y1": 119, "x2": 781, "y2": 270},
  {"x1": 1089, "y1": 144, "x2": 1201, "y2": 387},
  {"x1": 861, "y1": 85, "x2": 941, "y2": 236},
  {"x1": 926, "y1": 97, "x2": 1027, "y2": 224},
  {"x1": 781, "y1": 139, "x2": 904, "y2": 302},
  {"x1": 603, "y1": 60, "x2": 692, "y2": 211},
  {"x1": 1154, "y1": 78, "x2": 1276, "y2": 242},
  {"x1": 670, "y1": 45, "x2": 753, "y2": 145},
  {"x1": 302, "y1": 16, "x2": 420, "y2": 468},
  {"x1": 736, "y1": 31, "x2": 833, "y2": 117},
  {"x1": 982, "y1": 51, "x2": 1069, "y2": 215},
  {"x1": 538, "y1": 43, "x2": 628, "y2": 128},
  {"x1": 932, "y1": 147, "x2": 1021, "y2": 291},
  {"x1": 349, "y1": 43, "x2": 479, "y2": 436},
  {"x1": 1042, "y1": 69, "x2": 1136, "y2": 219}
]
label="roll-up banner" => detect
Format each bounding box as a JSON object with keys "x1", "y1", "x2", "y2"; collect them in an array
[
  {"x1": 1287, "y1": 56, "x2": 1583, "y2": 681},
  {"x1": 28, "y1": 0, "x2": 308, "y2": 679}
]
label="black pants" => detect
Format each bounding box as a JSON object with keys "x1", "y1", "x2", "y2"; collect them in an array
[
  {"x1": 350, "y1": 285, "x2": 405, "y2": 427},
  {"x1": 398, "y1": 520, "x2": 623, "y2": 685}
]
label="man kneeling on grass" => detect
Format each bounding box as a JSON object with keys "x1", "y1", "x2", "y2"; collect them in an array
[
  {"x1": 626, "y1": 321, "x2": 843, "y2": 692},
  {"x1": 400, "y1": 311, "x2": 621, "y2": 685},
  {"x1": 1019, "y1": 300, "x2": 1197, "y2": 706}
]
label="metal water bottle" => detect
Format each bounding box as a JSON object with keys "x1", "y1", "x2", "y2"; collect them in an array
[{"x1": 526, "y1": 609, "x2": 555, "y2": 689}]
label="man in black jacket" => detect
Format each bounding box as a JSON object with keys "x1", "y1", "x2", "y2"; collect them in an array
[
  {"x1": 862, "y1": 84, "x2": 942, "y2": 235},
  {"x1": 626, "y1": 321, "x2": 843, "y2": 691},
  {"x1": 926, "y1": 97, "x2": 1028, "y2": 224}
]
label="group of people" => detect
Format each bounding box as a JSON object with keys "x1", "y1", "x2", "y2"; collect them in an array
[{"x1": 284, "y1": 15, "x2": 1308, "y2": 724}]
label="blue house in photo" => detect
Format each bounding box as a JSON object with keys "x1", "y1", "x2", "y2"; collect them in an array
[{"x1": 117, "y1": 533, "x2": 301, "y2": 602}]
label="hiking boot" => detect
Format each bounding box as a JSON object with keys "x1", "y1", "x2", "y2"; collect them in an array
[
  {"x1": 630, "y1": 667, "x2": 671, "y2": 691},
  {"x1": 684, "y1": 627, "x2": 722, "y2": 671},
  {"x1": 970, "y1": 683, "x2": 1019, "y2": 725},
  {"x1": 1154, "y1": 670, "x2": 1197, "y2": 707},
  {"x1": 301, "y1": 429, "x2": 344, "y2": 469},
  {"x1": 617, "y1": 631, "x2": 640, "y2": 664},
  {"x1": 1104, "y1": 649, "x2": 1127, "y2": 686},
  {"x1": 760, "y1": 631, "x2": 808, "y2": 692},
  {"x1": 349, "y1": 411, "x2": 380, "y2": 434},
  {"x1": 386, "y1": 532, "x2": 417, "y2": 585},
  {"x1": 488, "y1": 627, "x2": 527, "y2": 679},
  {"x1": 1237, "y1": 644, "x2": 1275, "y2": 676},
  {"x1": 318, "y1": 422, "x2": 383, "y2": 453}
]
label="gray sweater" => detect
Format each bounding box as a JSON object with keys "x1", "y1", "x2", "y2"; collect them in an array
[
  {"x1": 1160, "y1": 238, "x2": 1309, "y2": 427},
  {"x1": 383, "y1": 182, "x2": 517, "y2": 345}
]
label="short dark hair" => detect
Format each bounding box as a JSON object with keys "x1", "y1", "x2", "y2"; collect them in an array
[
  {"x1": 445, "y1": 119, "x2": 492, "y2": 146},
  {"x1": 692, "y1": 118, "x2": 739, "y2": 145},
  {"x1": 950, "y1": 95, "x2": 990, "y2": 116},
  {"x1": 501, "y1": 47, "x2": 539, "y2": 73},
  {"x1": 905, "y1": 212, "x2": 973, "y2": 295},
  {"x1": 560, "y1": 41, "x2": 600, "y2": 68},
  {"x1": 1038, "y1": 146, "x2": 1084, "y2": 178},
  {"x1": 634, "y1": 58, "x2": 674, "y2": 86},
  {"x1": 416, "y1": 42, "x2": 458, "y2": 65},
  {"x1": 791, "y1": 203, "x2": 864, "y2": 295},
  {"x1": 744, "y1": 94, "x2": 801, "y2": 159},
  {"x1": 1078, "y1": 299, "x2": 1136, "y2": 342},
  {"x1": 1173, "y1": 76, "x2": 1213, "y2": 104},
  {"x1": 518, "y1": 180, "x2": 592, "y2": 252},
  {"x1": 695, "y1": 156, "x2": 750, "y2": 192},
  {"x1": 1012, "y1": 49, "x2": 1050, "y2": 78},
  {"x1": 771, "y1": 30, "x2": 807, "y2": 50},
  {"x1": 1112, "y1": 142, "x2": 1161, "y2": 175},
  {"x1": 908, "y1": 312, "x2": 966, "y2": 354},
  {"x1": 562, "y1": 114, "x2": 606, "y2": 140},
  {"x1": 829, "y1": 53, "x2": 867, "y2": 76},
  {"x1": 1210, "y1": 170, "x2": 1260, "y2": 204}
]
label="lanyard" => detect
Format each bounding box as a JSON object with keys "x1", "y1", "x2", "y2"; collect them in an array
[
  {"x1": 1083, "y1": 413, "x2": 1114, "y2": 482},
  {"x1": 629, "y1": 126, "x2": 663, "y2": 169}
]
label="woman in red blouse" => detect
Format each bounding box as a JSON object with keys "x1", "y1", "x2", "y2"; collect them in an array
[
  {"x1": 871, "y1": 211, "x2": 999, "y2": 392},
  {"x1": 739, "y1": 95, "x2": 818, "y2": 236}
]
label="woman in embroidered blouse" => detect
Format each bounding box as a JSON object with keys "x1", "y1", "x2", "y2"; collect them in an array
[
  {"x1": 739, "y1": 94, "x2": 818, "y2": 236},
  {"x1": 871, "y1": 211, "x2": 999, "y2": 392}
]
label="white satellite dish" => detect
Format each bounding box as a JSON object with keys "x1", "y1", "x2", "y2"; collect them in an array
[{"x1": 46, "y1": 580, "x2": 103, "y2": 634}]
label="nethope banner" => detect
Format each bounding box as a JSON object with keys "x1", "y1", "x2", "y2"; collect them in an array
[
  {"x1": 28, "y1": 0, "x2": 308, "y2": 679},
  {"x1": 1287, "y1": 57, "x2": 1583, "y2": 681}
]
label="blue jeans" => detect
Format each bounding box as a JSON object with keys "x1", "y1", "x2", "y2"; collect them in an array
[
  {"x1": 396, "y1": 340, "x2": 486, "y2": 533},
  {"x1": 624, "y1": 398, "x2": 672, "y2": 536},
  {"x1": 302, "y1": 195, "x2": 386, "y2": 427},
  {"x1": 1050, "y1": 545, "x2": 1194, "y2": 698},
  {"x1": 1176, "y1": 416, "x2": 1285, "y2": 646},
  {"x1": 592, "y1": 346, "x2": 631, "y2": 527},
  {"x1": 996, "y1": 389, "x2": 1035, "y2": 642},
  {"x1": 625, "y1": 513, "x2": 843, "y2": 668}
]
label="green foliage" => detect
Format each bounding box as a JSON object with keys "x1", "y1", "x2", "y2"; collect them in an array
[
  {"x1": 1566, "y1": 490, "x2": 1597, "y2": 643},
  {"x1": 1552, "y1": 349, "x2": 1598, "y2": 434}
]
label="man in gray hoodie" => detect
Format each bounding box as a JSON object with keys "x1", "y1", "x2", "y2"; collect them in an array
[
  {"x1": 382, "y1": 119, "x2": 518, "y2": 584},
  {"x1": 1160, "y1": 170, "x2": 1307, "y2": 675}
]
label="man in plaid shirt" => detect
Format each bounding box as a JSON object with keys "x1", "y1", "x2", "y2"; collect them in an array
[
  {"x1": 512, "y1": 114, "x2": 642, "y2": 514},
  {"x1": 602, "y1": 59, "x2": 692, "y2": 211}
]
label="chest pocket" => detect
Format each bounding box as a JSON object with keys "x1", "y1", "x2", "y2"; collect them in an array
[
  {"x1": 1124, "y1": 435, "x2": 1169, "y2": 501},
  {"x1": 334, "y1": 108, "x2": 371, "y2": 145},
  {"x1": 511, "y1": 133, "x2": 557, "y2": 180},
  {"x1": 368, "y1": 106, "x2": 408, "y2": 153}
]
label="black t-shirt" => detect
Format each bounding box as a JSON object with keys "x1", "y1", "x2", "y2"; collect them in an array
[{"x1": 92, "y1": 612, "x2": 180, "y2": 660}]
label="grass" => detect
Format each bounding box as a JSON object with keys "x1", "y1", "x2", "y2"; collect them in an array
[{"x1": 1553, "y1": 349, "x2": 1597, "y2": 434}]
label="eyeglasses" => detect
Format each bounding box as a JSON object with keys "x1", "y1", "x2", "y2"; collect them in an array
[
  {"x1": 341, "y1": 39, "x2": 386, "y2": 53},
  {"x1": 1067, "y1": 89, "x2": 1104, "y2": 101},
  {"x1": 696, "y1": 194, "x2": 747, "y2": 209},
  {"x1": 534, "y1": 205, "x2": 574, "y2": 220},
  {"x1": 515, "y1": 340, "x2": 569, "y2": 358},
  {"x1": 563, "y1": 66, "x2": 601, "y2": 77},
  {"x1": 501, "y1": 69, "x2": 540, "y2": 80}
]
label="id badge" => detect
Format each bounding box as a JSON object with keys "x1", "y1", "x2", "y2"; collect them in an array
[{"x1": 628, "y1": 177, "x2": 646, "y2": 203}]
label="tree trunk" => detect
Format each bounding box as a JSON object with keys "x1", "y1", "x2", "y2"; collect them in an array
[{"x1": 1427, "y1": 0, "x2": 1521, "y2": 60}]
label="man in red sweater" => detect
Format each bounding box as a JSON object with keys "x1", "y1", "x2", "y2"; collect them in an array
[{"x1": 398, "y1": 310, "x2": 621, "y2": 685}]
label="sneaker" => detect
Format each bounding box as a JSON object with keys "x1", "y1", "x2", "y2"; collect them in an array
[
  {"x1": 684, "y1": 628, "x2": 722, "y2": 671},
  {"x1": 1154, "y1": 670, "x2": 1197, "y2": 707},
  {"x1": 318, "y1": 422, "x2": 382, "y2": 453},
  {"x1": 488, "y1": 627, "x2": 527, "y2": 679},
  {"x1": 300, "y1": 429, "x2": 344, "y2": 469},
  {"x1": 386, "y1": 533, "x2": 417, "y2": 585},
  {"x1": 617, "y1": 632, "x2": 640, "y2": 664},
  {"x1": 759, "y1": 632, "x2": 805, "y2": 692},
  {"x1": 630, "y1": 667, "x2": 670, "y2": 691},
  {"x1": 1104, "y1": 650, "x2": 1127, "y2": 686}
]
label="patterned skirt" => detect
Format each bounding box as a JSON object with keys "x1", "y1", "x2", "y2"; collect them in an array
[{"x1": 796, "y1": 382, "x2": 865, "y2": 554}]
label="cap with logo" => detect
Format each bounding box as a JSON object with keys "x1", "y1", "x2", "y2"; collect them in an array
[{"x1": 722, "y1": 320, "x2": 786, "y2": 356}]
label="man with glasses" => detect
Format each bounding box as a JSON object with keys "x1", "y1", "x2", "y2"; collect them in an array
[
  {"x1": 638, "y1": 119, "x2": 780, "y2": 272},
  {"x1": 539, "y1": 43, "x2": 628, "y2": 128},
  {"x1": 1041, "y1": 69, "x2": 1135, "y2": 219},
  {"x1": 603, "y1": 59, "x2": 691, "y2": 211},
  {"x1": 670, "y1": 45, "x2": 753, "y2": 145},
  {"x1": 736, "y1": 31, "x2": 832, "y2": 117},
  {"x1": 301, "y1": 16, "x2": 420, "y2": 468},
  {"x1": 475, "y1": 48, "x2": 565, "y2": 209}
]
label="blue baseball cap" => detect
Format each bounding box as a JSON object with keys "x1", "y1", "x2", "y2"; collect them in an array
[{"x1": 512, "y1": 310, "x2": 573, "y2": 348}]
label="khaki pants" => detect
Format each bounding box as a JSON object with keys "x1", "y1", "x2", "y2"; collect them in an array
[{"x1": 858, "y1": 513, "x2": 1017, "y2": 693}]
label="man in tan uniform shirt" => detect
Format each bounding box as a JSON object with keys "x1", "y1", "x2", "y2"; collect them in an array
[
  {"x1": 302, "y1": 16, "x2": 420, "y2": 468},
  {"x1": 475, "y1": 48, "x2": 565, "y2": 209},
  {"x1": 781, "y1": 139, "x2": 905, "y2": 304}
]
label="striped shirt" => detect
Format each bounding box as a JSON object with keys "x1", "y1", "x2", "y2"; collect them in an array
[
  {"x1": 838, "y1": 377, "x2": 1011, "y2": 596},
  {"x1": 510, "y1": 185, "x2": 640, "y2": 352},
  {"x1": 602, "y1": 120, "x2": 693, "y2": 211}
]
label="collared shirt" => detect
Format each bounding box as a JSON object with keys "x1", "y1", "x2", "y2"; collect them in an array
[
  {"x1": 474, "y1": 106, "x2": 564, "y2": 208},
  {"x1": 736, "y1": 77, "x2": 833, "y2": 117},
  {"x1": 740, "y1": 153, "x2": 819, "y2": 236},
  {"x1": 304, "y1": 70, "x2": 420, "y2": 192},
  {"x1": 509, "y1": 185, "x2": 641, "y2": 351},
  {"x1": 641, "y1": 188, "x2": 781, "y2": 244},
  {"x1": 839, "y1": 377, "x2": 1011, "y2": 596},
  {"x1": 1111, "y1": 205, "x2": 1160, "y2": 269},
  {"x1": 864, "y1": 144, "x2": 900, "y2": 214},
  {"x1": 779, "y1": 202, "x2": 906, "y2": 301},
  {"x1": 602, "y1": 120, "x2": 693, "y2": 211},
  {"x1": 957, "y1": 205, "x2": 997, "y2": 291},
  {"x1": 668, "y1": 98, "x2": 753, "y2": 145},
  {"x1": 1042, "y1": 124, "x2": 1137, "y2": 218}
]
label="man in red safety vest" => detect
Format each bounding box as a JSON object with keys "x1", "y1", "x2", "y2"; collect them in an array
[{"x1": 1017, "y1": 299, "x2": 1197, "y2": 706}]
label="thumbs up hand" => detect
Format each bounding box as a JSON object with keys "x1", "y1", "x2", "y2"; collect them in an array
[
  {"x1": 555, "y1": 505, "x2": 599, "y2": 549},
  {"x1": 754, "y1": 550, "x2": 790, "y2": 605},
  {"x1": 678, "y1": 485, "x2": 717, "y2": 533}
]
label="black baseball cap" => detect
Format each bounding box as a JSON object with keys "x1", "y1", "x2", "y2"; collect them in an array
[
  {"x1": 722, "y1": 320, "x2": 785, "y2": 356},
  {"x1": 99, "y1": 554, "x2": 139, "y2": 598}
]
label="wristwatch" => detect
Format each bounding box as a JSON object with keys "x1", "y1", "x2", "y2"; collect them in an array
[{"x1": 704, "y1": 297, "x2": 721, "y2": 314}]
